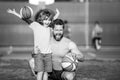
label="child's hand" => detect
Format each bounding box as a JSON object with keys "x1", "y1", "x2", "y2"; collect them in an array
[
  {"x1": 7, "y1": 9, "x2": 16, "y2": 14},
  {"x1": 7, "y1": 8, "x2": 22, "y2": 18}
]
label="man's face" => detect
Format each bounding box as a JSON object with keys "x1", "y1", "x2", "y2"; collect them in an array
[{"x1": 53, "y1": 25, "x2": 64, "y2": 41}]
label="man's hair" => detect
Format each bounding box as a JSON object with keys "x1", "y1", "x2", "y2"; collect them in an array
[
  {"x1": 35, "y1": 9, "x2": 55, "y2": 25},
  {"x1": 52, "y1": 19, "x2": 65, "y2": 29}
]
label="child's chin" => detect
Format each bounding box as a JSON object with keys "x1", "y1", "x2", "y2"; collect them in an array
[
  {"x1": 44, "y1": 24, "x2": 49, "y2": 27},
  {"x1": 44, "y1": 25, "x2": 48, "y2": 27}
]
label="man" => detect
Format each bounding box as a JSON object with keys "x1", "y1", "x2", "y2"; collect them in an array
[{"x1": 29, "y1": 19, "x2": 84, "y2": 80}]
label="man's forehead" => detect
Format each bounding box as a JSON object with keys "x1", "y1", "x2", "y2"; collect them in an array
[{"x1": 54, "y1": 25, "x2": 63, "y2": 29}]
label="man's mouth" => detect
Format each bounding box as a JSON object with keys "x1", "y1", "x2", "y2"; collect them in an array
[{"x1": 56, "y1": 34, "x2": 61, "y2": 36}]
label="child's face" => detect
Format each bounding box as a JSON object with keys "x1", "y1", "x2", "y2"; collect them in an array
[{"x1": 43, "y1": 18, "x2": 51, "y2": 27}]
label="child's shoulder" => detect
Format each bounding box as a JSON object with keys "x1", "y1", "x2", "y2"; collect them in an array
[
  {"x1": 30, "y1": 21, "x2": 41, "y2": 26},
  {"x1": 31, "y1": 21, "x2": 39, "y2": 24},
  {"x1": 29, "y1": 21, "x2": 43, "y2": 29}
]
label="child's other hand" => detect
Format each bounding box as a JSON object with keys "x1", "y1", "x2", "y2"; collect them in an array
[
  {"x1": 54, "y1": 8, "x2": 60, "y2": 20},
  {"x1": 56, "y1": 8, "x2": 60, "y2": 14}
]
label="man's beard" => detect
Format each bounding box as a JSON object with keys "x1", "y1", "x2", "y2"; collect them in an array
[{"x1": 53, "y1": 33, "x2": 63, "y2": 41}]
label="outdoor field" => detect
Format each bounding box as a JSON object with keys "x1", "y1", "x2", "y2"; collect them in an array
[
  {"x1": 0, "y1": 0, "x2": 120, "y2": 80},
  {"x1": 0, "y1": 59, "x2": 120, "y2": 80}
]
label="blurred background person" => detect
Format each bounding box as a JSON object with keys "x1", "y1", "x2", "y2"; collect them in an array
[
  {"x1": 92, "y1": 21, "x2": 103, "y2": 50},
  {"x1": 64, "y1": 20, "x2": 71, "y2": 39}
]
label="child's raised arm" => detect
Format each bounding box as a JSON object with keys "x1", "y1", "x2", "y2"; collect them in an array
[
  {"x1": 53, "y1": 8, "x2": 60, "y2": 20},
  {"x1": 7, "y1": 8, "x2": 33, "y2": 24},
  {"x1": 7, "y1": 9, "x2": 22, "y2": 19}
]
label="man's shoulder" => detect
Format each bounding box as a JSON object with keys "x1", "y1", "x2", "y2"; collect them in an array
[
  {"x1": 62, "y1": 37, "x2": 77, "y2": 48},
  {"x1": 62, "y1": 37, "x2": 73, "y2": 43}
]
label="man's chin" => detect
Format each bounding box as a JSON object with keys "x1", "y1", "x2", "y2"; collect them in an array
[
  {"x1": 55, "y1": 37, "x2": 61, "y2": 41},
  {"x1": 56, "y1": 39, "x2": 61, "y2": 41},
  {"x1": 54, "y1": 35, "x2": 63, "y2": 41}
]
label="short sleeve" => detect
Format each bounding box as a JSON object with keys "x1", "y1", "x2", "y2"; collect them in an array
[
  {"x1": 68, "y1": 41, "x2": 77, "y2": 50},
  {"x1": 29, "y1": 22, "x2": 40, "y2": 30}
]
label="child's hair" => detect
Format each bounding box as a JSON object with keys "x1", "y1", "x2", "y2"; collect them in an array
[
  {"x1": 35, "y1": 9, "x2": 55, "y2": 25},
  {"x1": 52, "y1": 19, "x2": 65, "y2": 29}
]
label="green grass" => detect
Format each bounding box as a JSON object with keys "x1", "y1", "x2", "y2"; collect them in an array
[{"x1": 0, "y1": 59, "x2": 120, "y2": 80}]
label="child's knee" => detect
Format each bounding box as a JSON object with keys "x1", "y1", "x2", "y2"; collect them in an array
[
  {"x1": 37, "y1": 71, "x2": 43, "y2": 76},
  {"x1": 66, "y1": 74, "x2": 74, "y2": 80},
  {"x1": 62, "y1": 72, "x2": 75, "y2": 80}
]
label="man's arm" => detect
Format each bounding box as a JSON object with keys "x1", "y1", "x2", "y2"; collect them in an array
[
  {"x1": 69, "y1": 42, "x2": 84, "y2": 62},
  {"x1": 7, "y1": 8, "x2": 33, "y2": 24}
]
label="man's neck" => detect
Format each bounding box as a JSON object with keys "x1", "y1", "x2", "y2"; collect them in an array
[{"x1": 52, "y1": 37, "x2": 63, "y2": 43}]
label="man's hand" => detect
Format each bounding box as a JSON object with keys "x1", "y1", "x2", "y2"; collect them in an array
[{"x1": 76, "y1": 54, "x2": 85, "y2": 62}]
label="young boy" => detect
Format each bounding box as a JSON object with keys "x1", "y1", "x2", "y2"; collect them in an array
[{"x1": 7, "y1": 7, "x2": 59, "y2": 80}]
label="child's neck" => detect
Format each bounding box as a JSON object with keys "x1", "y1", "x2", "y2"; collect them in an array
[{"x1": 44, "y1": 25, "x2": 48, "y2": 28}]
